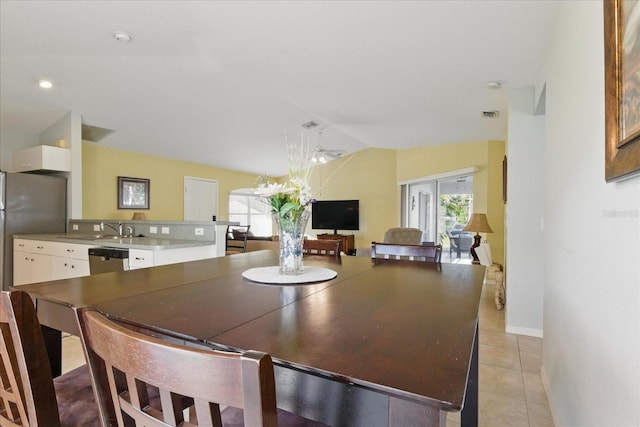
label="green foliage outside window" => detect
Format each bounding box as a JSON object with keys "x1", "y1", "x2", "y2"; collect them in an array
[{"x1": 440, "y1": 194, "x2": 472, "y2": 228}]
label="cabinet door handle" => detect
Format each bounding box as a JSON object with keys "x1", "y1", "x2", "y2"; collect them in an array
[
  {"x1": 135, "y1": 257, "x2": 145, "y2": 261},
  {"x1": 18, "y1": 243, "x2": 24, "y2": 248},
  {"x1": 36, "y1": 246, "x2": 44, "y2": 250},
  {"x1": 66, "y1": 249, "x2": 74, "y2": 253},
  {"x1": 64, "y1": 263, "x2": 68, "y2": 267}
]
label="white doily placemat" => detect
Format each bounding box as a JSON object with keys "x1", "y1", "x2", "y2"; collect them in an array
[{"x1": 242, "y1": 266, "x2": 337, "y2": 285}]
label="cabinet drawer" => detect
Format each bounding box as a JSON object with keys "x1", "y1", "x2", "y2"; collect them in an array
[
  {"x1": 15, "y1": 239, "x2": 93, "y2": 259},
  {"x1": 48, "y1": 241, "x2": 94, "y2": 260},
  {"x1": 129, "y1": 249, "x2": 154, "y2": 270},
  {"x1": 14, "y1": 239, "x2": 47, "y2": 253}
]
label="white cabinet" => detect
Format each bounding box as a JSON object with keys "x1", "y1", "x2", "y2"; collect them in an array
[
  {"x1": 13, "y1": 251, "x2": 51, "y2": 285},
  {"x1": 153, "y1": 245, "x2": 215, "y2": 266},
  {"x1": 129, "y1": 249, "x2": 154, "y2": 270},
  {"x1": 13, "y1": 239, "x2": 93, "y2": 285},
  {"x1": 13, "y1": 145, "x2": 71, "y2": 172},
  {"x1": 14, "y1": 238, "x2": 216, "y2": 283}
]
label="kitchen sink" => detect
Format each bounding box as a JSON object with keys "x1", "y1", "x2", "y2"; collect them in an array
[
  {"x1": 58, "y1": 235, "x2": 104, "y2": 241},
  {"x1": 57, "y1": 234, "x2": 133, "y2": 241}
]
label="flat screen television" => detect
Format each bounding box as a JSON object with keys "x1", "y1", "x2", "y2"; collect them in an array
[{"x1": 311, "y1": 200, "x2": 359, "y2": 234}]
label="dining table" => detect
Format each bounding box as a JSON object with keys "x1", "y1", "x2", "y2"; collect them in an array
[{"x1": 18, "y1": 250, "x2": 484, "y2": 427}]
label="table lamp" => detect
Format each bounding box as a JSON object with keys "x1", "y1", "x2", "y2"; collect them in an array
[{"x1": 463, "y1": 213, "x2": 493, "y2": 264}]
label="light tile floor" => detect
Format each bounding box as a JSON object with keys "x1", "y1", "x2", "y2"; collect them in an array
[
  {"x1": 447, "y1": 283, "x2": 555, "y2": 427},
  {"x1": 61, "y1": 283, "x2": 555, "y2": 426},
  {"x1": 61, "y1": 333, "x2": 85, "y2": 374}
]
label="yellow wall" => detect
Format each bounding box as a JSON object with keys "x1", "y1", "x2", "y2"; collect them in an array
[
  {"x1": 307, "y1": 148, "x2": 398, "y2": 249},
  {"x1": 396, "y1": 140, "x2": 505, "y2": 264},
  {"x1": 82, "y1": 142, "x2": 259, "y2": 220},
  {"x1": 82, "y1": 141, "x2": 504, "y2": 264}
]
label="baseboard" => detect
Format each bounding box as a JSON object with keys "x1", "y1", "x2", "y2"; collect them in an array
[
  {"x1": 540, "y1": 365, "x2": 560, "y2": 427},
  {"x1": 505, "y1": 324, "x2": 543, "y2": 338}
]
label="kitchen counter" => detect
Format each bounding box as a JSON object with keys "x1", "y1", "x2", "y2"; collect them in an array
[{"x1": 13, "y1": 233, "x2": 215, "y2": 251}]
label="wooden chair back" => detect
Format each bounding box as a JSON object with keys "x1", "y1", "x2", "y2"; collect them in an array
[
  {"x1": 0, "y1": 290, "x2": 61, "y2": 426},
  {"x1": 0, "y1": 290, "x2": 99, "y2": 426},
  {"x1": 226, "y1": 225, "x2": 251, "y2": 254},
  {"x1": 75, "y1": 306, "x2": 279, "y2": 427},
  {"x1": 302, "y1": 239, "x2": 341, "y2": 259},
  {"x1": 371, "y1": 242, "x2": 443, "y2": 264}
]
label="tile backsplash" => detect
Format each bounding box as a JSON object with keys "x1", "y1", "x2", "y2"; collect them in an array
[{"x1": 68, "y1": 219, "x2": 235, "y2": 242}]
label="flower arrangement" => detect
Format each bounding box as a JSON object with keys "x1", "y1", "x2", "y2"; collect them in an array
[
  {"x1": 255, "y1": 140, "x2": 316, "y2": 223},
  {"x1": 255, "y1": 138, "x2": 317, "y2": 274}
]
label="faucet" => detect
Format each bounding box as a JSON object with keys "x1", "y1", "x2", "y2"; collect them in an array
[{"x1": 100, "y1": 221, "x2": 122, "y2": 236}]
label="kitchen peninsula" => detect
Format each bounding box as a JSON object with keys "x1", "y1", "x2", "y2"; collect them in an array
[{"x1": 12, "y1": 219, "x2": 235, "y2": 286}]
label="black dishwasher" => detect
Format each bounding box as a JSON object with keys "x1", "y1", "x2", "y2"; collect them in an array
[{"x1": 88, "y1": 247, "x2": 130, "y2": 274}]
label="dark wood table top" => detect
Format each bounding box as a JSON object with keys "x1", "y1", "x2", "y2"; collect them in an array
[{"x1": 20, "y1": 251, "x2": 484, "y2": 412}]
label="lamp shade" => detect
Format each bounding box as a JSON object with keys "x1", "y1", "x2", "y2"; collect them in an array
[
  {"x1": 463, "y1": 213, "x2": 493, "y2": 233},
  {"x1": 131, "y1": 212, "x2": 147, "y2": 220}
]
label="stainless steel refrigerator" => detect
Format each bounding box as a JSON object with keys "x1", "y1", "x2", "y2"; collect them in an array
[{"x1": 0, "y1": 172, "x2": 67, "y2": 290}]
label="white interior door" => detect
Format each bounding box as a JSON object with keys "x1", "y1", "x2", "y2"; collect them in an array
[
  {"x1": 184, "y1": 177, "x2": 218, "y2": 221},
  {"x1": 407, "y1": 181, "x2": 436, "y2": 243}
]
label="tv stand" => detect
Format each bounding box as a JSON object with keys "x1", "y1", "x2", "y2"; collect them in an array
[{"x1": 317, "y1": 233, "x2": 355, "y2": 255}]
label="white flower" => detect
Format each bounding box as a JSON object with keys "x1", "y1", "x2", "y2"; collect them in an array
[{"x1": 254, "y1": 183, "x2": 293, "y2": 198}]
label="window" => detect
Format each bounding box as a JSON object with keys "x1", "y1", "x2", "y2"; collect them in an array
[{"x1": 229, "y1": 189, "x2": 273, "y2": 236}]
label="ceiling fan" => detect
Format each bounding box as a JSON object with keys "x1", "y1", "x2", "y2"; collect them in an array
[
  {"x1": 300, "y1": 121, "x2": 345, "y2": 163},
  {"x1": 311, "y1": 147, "x2": 345, "y2": 163}
]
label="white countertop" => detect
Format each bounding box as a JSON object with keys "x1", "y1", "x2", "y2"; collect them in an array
[{"x1": 14, "y1": 233, "x2": 215, "y2": 250}]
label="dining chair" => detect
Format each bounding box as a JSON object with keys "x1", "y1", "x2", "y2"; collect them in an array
[
  {"x1": 302, "y1": 239, "x2": 341, "y2": 259},
  {"x1": 75, "y1": 306, "x2": 326, "y2": 426},
  {"x1": 226, "y1": 225, "x2": 251, "y2": 254},
  {"x1": 0, "y1": 290, "x2": 100, "y2": 427},
  {"x1": 371, "y1": 242, "x2": 443, "y2": 264},
  {"x1": 448, "y1": 230, "x2": 473, "y2": 259}
]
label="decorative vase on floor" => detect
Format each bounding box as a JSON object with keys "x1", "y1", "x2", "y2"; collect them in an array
[{"x1": 274, "y1": 209, "x2": 310, "y2": 275}]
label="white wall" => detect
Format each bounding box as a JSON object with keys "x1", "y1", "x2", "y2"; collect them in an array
[
  {"x1": 505, "y1": 86, "x2": 545, "y2": 337},
  {"x1": 542, "y1": 2, "x2": 640, "y2": 426},
  {"x1": 0, "y1": 130, "x2": 39, "y2": 171},
  {"x1": 1, "y1": 112, "x2": 83, "y2": 221},
  {"x1": 39, "y1": 111, "x2": 83, "y2": 219}
]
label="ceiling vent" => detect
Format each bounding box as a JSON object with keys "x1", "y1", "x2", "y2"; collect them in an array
[
  {"x1": 301, "y1": 120, "x2": 320, "y2": 129},
  {"x1": 82, "y1": 124, "x2": 114, "y2": 142},
  {"x1": 482, "y1": 111, "x2": 500, "y2": 118}
]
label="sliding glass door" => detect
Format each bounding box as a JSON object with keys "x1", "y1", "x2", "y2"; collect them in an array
[{"x1": 402, "y1": 173, "x2": 473, "y2": 262}]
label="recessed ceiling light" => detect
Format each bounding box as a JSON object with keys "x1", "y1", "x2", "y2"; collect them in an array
[
  {"x1": 486, "y1": 81, "x2": 502, "y2": 90},
  {"x1": 38, "y1": 79, "x2": 53, "y2": 89},
  {"x1": 112, "y1": 31, "x2": 134, "y2": 42}
]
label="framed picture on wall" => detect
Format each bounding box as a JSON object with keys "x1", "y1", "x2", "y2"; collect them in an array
[
  {"x1": 118, "y1": 176, "x2": 150, "y2": 209},
  {"x1": 604, "y1": 0, "x2": 640, "y2": 181}
]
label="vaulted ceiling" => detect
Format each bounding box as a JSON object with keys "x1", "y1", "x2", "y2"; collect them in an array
[{"x1": 0, "y1": 1, "x2": 557, "y2": 176}]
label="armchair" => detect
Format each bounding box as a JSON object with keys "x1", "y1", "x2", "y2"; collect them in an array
[{"x1": 383, "y1": 227, "x2": 423, "y2": 245}]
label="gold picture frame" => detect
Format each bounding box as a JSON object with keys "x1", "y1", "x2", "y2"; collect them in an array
[
  {"x1": 604, "y1": 0, "x2": 640, "y2": 181},
  {"x1": 118, "y1": 176, "x2": 150, "y2": 210}
]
